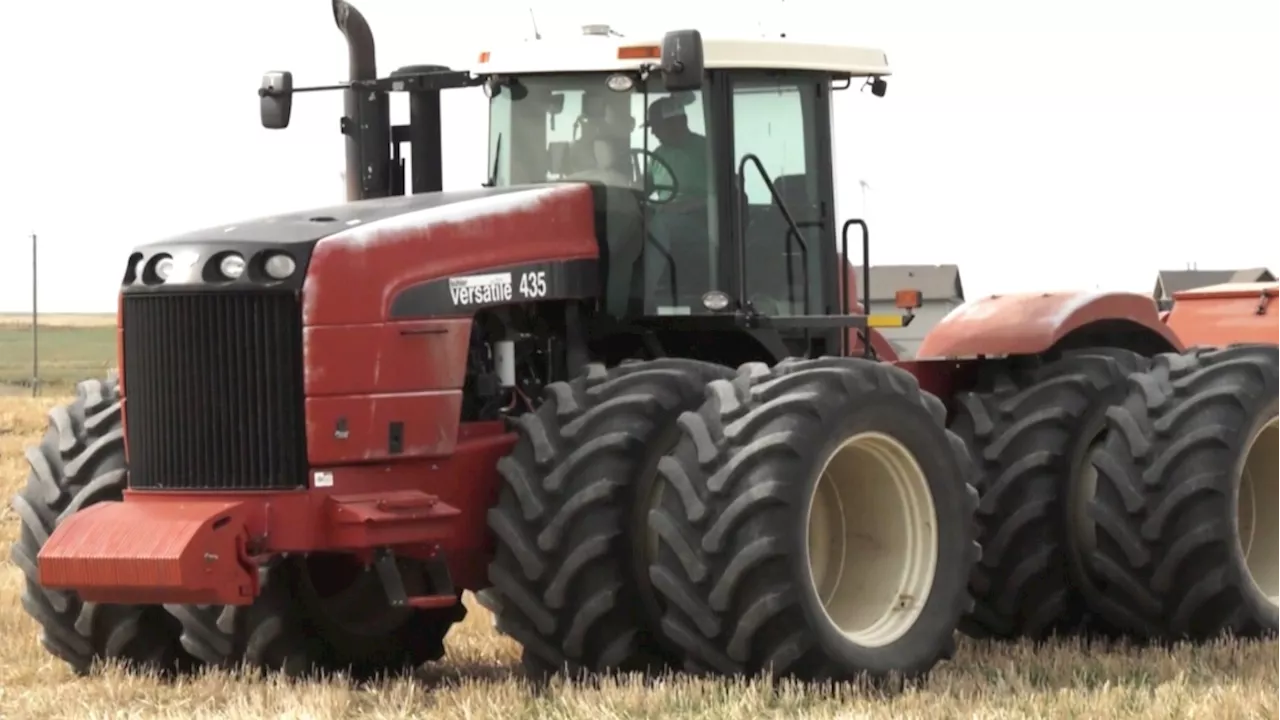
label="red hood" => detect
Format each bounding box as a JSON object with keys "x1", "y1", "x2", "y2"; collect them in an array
[{"x1": 302, "y1": 183, "x2": 599, "y2": 326}]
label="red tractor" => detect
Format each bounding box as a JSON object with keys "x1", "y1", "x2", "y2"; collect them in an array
[{"x1": 13, "y1": 0, "x2": 1274, "y2": 686}]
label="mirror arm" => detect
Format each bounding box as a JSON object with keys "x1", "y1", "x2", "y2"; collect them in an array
[
  {"x1": 261, "y1": 71, "x2": 484, "y2": 100},
  {"x1": 260, "y1": 83, "x2": 345, "y2": 99}
]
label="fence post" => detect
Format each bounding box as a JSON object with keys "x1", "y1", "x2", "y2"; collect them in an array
[{"x1": 31, "y1": 232, "x2": 38, "y2": 397}]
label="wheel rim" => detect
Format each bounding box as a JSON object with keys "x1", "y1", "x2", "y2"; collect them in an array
[
  {"x1": 805, "y1": 431, "x2": 939, "y2": 648},
  {"x1": 1238, "y1": 416, "x2": 1278, "y2": 608}
]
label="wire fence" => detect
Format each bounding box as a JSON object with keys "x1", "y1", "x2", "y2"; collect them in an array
[
  {"x1": 0, "y1": 233, "x2": 116, "y2": 397},
  {"x1": 0, "y1": 319, "x2": 117, "y2": 397}
]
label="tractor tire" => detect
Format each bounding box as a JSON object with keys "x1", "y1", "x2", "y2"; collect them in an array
[
  {"x1": 485, "y1": 358, "x2": 736, "y2": 680},
  {"x1": 1086, "y1": 345, "x2": 1279, "y2": 640},
  {"x1": 648, "y1": 357, "x2": 980, "y2": 682},
  {"x1": 949, "y1": 348, "x2": 1148, "y2": 640},
  {"x1": 165, "y1": 562, "x2": 315, "y2": 677},
  {"x1": 166, "y1": 554, "x2": 465, "y2": 680},
  {"x1": 9, "y1": 373, "x2": 192, "y2": 676}
]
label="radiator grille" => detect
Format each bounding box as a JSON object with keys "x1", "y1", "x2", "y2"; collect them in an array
[{"x1": 121, "y1": 292, "x2": 307, "y2": 490}]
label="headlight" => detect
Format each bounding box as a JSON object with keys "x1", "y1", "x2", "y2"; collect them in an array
[
  {"x1": 154, "y1": 256, "x2": 175, "y2": 281},
  {"x1": 219, "y1": 253, "x2": 246, "y2": 279},
  {"x1": 263, "y1": 253, "x2": 297, "y2": 280}
]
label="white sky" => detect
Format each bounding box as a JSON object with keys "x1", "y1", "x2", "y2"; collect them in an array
[{"x1": 1, "y1": 0, "x2": 1277, "y2": 312}]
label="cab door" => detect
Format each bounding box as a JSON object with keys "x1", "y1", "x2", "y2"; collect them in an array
[{"x1": 719, "y1": 70, "x2": 841, "y2": 354}]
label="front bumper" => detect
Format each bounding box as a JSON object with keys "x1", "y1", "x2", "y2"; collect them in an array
[
  {"x1": 37, "y1": 422, "x2": 514, "y2": 606},
  {"x1": 38, "y1": 497, "x2": 258, "y2": 605},
  {"x1": 38, "y1": 488, "x2": 466, "y2": 605}
]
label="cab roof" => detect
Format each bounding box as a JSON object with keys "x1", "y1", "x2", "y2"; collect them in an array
[{"x1": 472, "y1": 35, "x2": 891, "y2": 78}]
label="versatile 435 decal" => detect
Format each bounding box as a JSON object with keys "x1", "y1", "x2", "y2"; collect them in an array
[
  {"x1": 448, "y1": 272, "x2": 515, "y2": 306},
  {"x1": 446, "y1": 270, "x2": 550, "y2": 306},
  {"x1": 388, "y1": 258, "x2": 599, "y2": 319}
]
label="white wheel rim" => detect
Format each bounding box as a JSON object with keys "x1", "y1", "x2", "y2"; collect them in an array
[
  {"x1": 805, "y1": 431, "x2": 939, "y2": 648},
  {"x1": 1239, "y1": 416, "x2": 1278, "y2": 608}
]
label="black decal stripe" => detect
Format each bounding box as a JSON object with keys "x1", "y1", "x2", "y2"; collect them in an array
[{"x1": 388, "y1": 258, "x2": 600, "y2": 319}]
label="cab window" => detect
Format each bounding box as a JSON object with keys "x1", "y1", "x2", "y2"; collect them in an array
[
  {"x1": 487, "y1": 74, "x2": 719, "y2": 318},
  {"x1": 731, "y1": 76, "x2": 823, "y2": 317}
]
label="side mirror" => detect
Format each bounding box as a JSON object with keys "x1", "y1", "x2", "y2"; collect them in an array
[
  {"x1": 868, "y1": 76, "x2": 888, "y2": 98},
  {"x1": 260, "y1": 71, "x2": 294, "y2": 129},
  {"x1": 660, "y1": 29, "x2": 704, "y2": 92}
]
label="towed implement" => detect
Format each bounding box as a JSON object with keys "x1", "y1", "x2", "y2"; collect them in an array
[{"x1": 12, "y1": 0, "x2": 1273, "y2": 687}]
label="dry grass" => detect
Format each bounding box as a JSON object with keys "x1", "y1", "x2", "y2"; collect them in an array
[{"x1": 0, "y1": 396, "x2": 1275, "y2": 719}]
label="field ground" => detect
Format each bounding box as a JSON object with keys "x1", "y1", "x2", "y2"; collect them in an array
[
  {"x1": 0, "y1": 318, "x2": 117, "y2": 396},
  {"x1": 0, "y1": 313, "x2": 117, "y2": 328},
  {"x1": 0, "y1": 396, "x2": 1276, "y2": 719}
]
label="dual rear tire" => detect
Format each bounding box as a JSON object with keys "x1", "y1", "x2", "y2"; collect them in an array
[
  {"x1": 949, "y1": 348, "x2": 1148, "y2": 640},
  {"x1": 1085, "y1": 344, "x2": 1279, "y2": 641},
  {"x1": 485, "y1": 356, "x2": 981, "y2": 683},
  {"x1": 951, "y1": 344, "x2": 1279, "y2": 643}
]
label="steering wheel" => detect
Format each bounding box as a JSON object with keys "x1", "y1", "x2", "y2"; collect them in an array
[{"x1": 629, "y1": 148, "x2": 679, "y2": 204}]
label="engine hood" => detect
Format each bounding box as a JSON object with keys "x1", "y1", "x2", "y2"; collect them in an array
[
  {"x1": 304, "y1": 183, "x2": 600, "y2": 325},
  {"x1": 120, "y1": 184, "x2": 603, "y2": 324}
]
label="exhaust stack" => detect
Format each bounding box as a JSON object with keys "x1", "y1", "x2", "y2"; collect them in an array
[{"x1": 332, "y1": 0, "x2": 391, "y2": 201}]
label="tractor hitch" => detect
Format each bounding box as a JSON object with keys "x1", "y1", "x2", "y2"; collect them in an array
[{"x1": 373, "y1": 547, "x2": 460, "y2": 610}]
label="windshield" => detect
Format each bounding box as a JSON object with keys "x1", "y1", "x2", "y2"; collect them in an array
[
  {"x1": 486, "y1": 72, "x2": 706, "y2": 193},
  {"x1": 487, "y1": 72, "x2": 717, "y2": 318}
]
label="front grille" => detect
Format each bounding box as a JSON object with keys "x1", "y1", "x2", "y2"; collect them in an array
[{"x1": 122, "y1": 292, "x2": 307, "y2": 490}]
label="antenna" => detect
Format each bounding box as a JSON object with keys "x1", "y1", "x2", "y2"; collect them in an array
[{"x1": 528, "y1": 8, "x2": 542, "y2": 40}]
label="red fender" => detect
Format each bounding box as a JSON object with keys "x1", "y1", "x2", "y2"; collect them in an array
[{"x1": 915, "y1": 290, "x2": 1184, "y2": 360}]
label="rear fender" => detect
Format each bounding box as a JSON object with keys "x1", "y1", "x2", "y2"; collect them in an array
[{"x1": 915, "y1": 290, "x2": 1183, "y2": 360}]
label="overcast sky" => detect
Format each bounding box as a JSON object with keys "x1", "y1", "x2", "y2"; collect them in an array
[{"x1": 1, "y1": 0, "x2": 1276, "y2": 312}]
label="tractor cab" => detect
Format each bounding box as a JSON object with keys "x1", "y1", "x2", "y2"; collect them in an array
[
  {"x1": 260, "y1": 2, "x2": 911, "y2": 362},
  {"x1": 474, "y1": 31, "x2": 891, "y2": 330}
]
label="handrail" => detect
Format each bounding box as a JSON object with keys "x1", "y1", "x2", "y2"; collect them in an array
[
  {"x1": 735, "y1": 153, "x2": 811, "y2": 316},
  {"x1": 840, "y1": 218, "x2": 871, "y2": 357}
]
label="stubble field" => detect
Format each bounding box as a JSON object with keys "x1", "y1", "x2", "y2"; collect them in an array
[{"x1": 0, "y1": 384, "x2": 1275, "y2": 718}]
